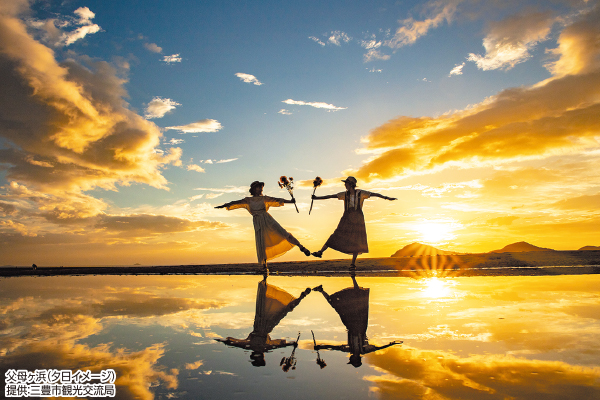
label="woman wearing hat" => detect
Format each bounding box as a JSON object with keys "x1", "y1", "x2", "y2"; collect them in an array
[
  {"x1": 216, "y1": 181, "x2": 310, "y2": 272},
  {"x1": 311, "y1": 176, "x2": 396, "y2": 269}
]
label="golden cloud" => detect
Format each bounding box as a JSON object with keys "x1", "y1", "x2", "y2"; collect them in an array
[
  {"x1": 352, "y1": 6, "x2": 600, "y2": 183},
  {"x1": 0, "y1": 2, "x2": 181, "y2": 194}
]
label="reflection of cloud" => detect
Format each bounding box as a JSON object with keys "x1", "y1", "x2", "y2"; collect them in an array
[
  {"x1": 365, "y1": 346, "x2": 600, "y2": 399},
  {"x1": 165, "y1": 119, "x2": 223, "y2": 133},
  {"x1": 351, "y1": 7, "x2": 600, "y2": 183},
  {"x1": 185, "y1": 360, "x2": 204, "y2": 370},
  {"x1": 1, "y1": 341, "x2": 178, "y2": 400}
]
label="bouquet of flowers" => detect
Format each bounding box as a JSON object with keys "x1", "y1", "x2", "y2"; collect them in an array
[
  {"x1": 309, "y1": 176, "x2": 323, "y2": 215},
  {"x1": 278, "y1": 176, "x2": 299, "y2": 213}
]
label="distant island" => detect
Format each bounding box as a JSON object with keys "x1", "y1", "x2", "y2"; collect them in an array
[
  {"x1": 491, "y1": 241, "x2": 554, "y2": 253},
  {"x1": 391, "y1": 241, "x2": 600, "y2": 257},
  {"x1": 579, "y1": 246, "x2": 600, "y2": 251}
]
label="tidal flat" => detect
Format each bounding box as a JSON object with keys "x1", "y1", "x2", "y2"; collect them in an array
[{"x1": 1, "y1": 273, "x2": 599, "y2": 399}]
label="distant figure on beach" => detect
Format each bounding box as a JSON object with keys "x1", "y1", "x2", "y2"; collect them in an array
[
  {"x1": 312, "y1": 274, "x2": 401, "y2": 367},
  {"x1": 215, "y1": 181, "x2": 310, "y2": 273},
  {"x1": 311, "y1": 176, "x2": 396, "y2": 269},
  {"x1": 215, "y1": 276, "x2": 311, "y2": 367}
]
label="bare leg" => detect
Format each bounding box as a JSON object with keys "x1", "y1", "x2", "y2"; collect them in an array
[
  {"x1": 288, "y1": 234, "x2": 311, "y2": 256},
  {"x1": 350, "y1": 253, "x2": 358, "y2": 269}
]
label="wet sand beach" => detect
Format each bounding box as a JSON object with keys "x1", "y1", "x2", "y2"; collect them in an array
[{"x1": 2, "y1": 250, "x2": 599, "y2": 277}]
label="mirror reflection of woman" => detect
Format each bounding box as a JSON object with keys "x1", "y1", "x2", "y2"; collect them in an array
[
  {"x1": 216, "y1": 276, "x2": 311, "y2": 367},
  {"x1": 311, "y1": 176, "x2": 396, "y2": 270},
  {"x1": 312, "y1": 275, "x2": 401, "y2": 367},
  {"x1": 215, "y1": 181, "x2": 310, "y2": 273}
]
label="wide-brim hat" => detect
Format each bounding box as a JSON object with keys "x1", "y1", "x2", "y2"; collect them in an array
[{"x1": 342, "y1": 176, "x2": 357, "y2": 185}]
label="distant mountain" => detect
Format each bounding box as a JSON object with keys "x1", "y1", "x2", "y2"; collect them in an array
[
  {"x1": 579, "y1": 246, "x2": 600, "y2": 250},
  {"x1": 491, "y1": 241, "x2": 554, "y2": 253},
  {"x1": 391, "y1": 242, "x2": 457, "y2": 257}
]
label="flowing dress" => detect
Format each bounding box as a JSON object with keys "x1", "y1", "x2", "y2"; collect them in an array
[
  {"x1": 226, "y1": 196, "x2": 295, "y2": 264},
  {"x1": 325, "y1": 190, "x2": 371, "y2": 255}
]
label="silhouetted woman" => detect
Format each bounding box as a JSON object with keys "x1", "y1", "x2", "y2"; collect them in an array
[
  {"x1": 311, "y1": 176, "x2": 396, "y2": 269},
  {"x1": 216, "y1": 181, "x2": 310, "y2": 273}
]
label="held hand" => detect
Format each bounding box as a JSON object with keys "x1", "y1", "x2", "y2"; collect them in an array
[
  {"x1": 214, "y1": 205, "x2": 226, "y2": 209},
  {"x1": 292, "y1": 197, "x2": 296, "y2": 203},
  {"x1": 311, "y1": 194, "x2": 317, "y2": 200}
]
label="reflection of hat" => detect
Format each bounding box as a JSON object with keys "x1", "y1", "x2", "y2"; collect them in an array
[
  {"x1": 342, "y1": 176, "x2": 357, "y2": 186},
  {"x1": 348, "y1": 354, "x2": 362, "y2": 368},
  {"x1": 250, "y1": 351, "x2": 266, "y2": 367}
]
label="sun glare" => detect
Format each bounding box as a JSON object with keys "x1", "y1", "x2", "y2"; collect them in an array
[
  {"x1": 421, "y1": 277, "x2": 453, "y2": 298},
  {"x1": 413, "y1": 221, "x2": 459, "y2": 244}
]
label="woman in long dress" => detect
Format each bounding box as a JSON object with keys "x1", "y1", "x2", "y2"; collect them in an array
[
  {"x1": 311, "y1": 176, "x2": 396, "y2": 269},
  {"x1": 215, "y1": 181, "x2": 310, "y2": 272}
]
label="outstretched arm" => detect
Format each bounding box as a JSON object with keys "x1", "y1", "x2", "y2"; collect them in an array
[
  {"x1": 312, "y1": 194, "x2": 338, "y2": 200},
  {"x1": 369, "y1": 192, "x2": 397, "y2": 201},
  {"x1": 214, "y1": 199, "x2": 245, "y2": 209}
]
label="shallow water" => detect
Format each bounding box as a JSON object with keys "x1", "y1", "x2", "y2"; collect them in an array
[{"x1": 1, "y1": 274, "x2": 599, "y2": 400}]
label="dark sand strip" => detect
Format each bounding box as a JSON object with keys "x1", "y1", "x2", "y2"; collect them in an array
[{"x1": 2, "y1": 251, "x2": 600, "y2": 277}]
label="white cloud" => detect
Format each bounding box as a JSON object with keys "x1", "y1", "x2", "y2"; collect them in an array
[
  {"x1": 385, "y1": 2, "x2": 458, "y2": 49},
  {"x1": 168, "y1": 138, "x2": 184, "y2": 145},
  {"x1": 449, "y1": 62, "x2": 465, "y2": 76},
  {"x1": 282, "y1": 99, "x2": 347, "y2": 111},
  {"x1": 165, "y1": 119, "x2": 223, "y2": 133},
  {"x1": 309, "y1": 36, "x2": 325, "y2": 46},
  {"x1": 467, "y1": 11, "x2": 556, "y2": 71},
  {"x1": 144, "y1": 43, "x2": 162, "y2": 53},
  {"x1": 193, "y1": 186, "x2": 247, "y2": 194},
  {"x1": 367, "y1": 67, "x2": 382, "y2": 73},
  {"x1": 204, "y1": 160, "x2": 213, "y2": 164},
  {"x1": 162, "y1": 54, "x2": 182, "y2": 64},
  {"x1": 188, "y1": 194, "x2": 204, "y2": 201},
  {"x1": 144, "y1": 97, "x2": 181, "y2": 119},
  {"x1": 364, "y1": 49, "x2": 391, "y2": 63},
  {"x1": 187, "y1": 164, "x2": 206, "y2": 173},
  {"x1": 216, "y1": 158, "x2": 238, "y2": 164},
  {"x1": 278, "y1": 109, "x2": 292, "y2": 115},
  {"x1": 235, "y1": 73, "x2": 263, "y2": 85},
  {"x1": 205, "y1": 193, "x2": 224, "y2": 200},
  {"x1": 73, "y1": 7, "x2": 95, "y2": 24},
  {"x1": 361, "y1": 39, "x2": 382, "y2": 50},
  {"x1": 328, "y1": 31, "x2": 352, "y2": 46}
]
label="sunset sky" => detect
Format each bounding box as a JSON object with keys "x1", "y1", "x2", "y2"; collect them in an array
[{"x1": 1, "y1": 0, "x2": 599, "y2": 266}]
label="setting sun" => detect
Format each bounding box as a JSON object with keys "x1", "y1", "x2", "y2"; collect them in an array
[{"x1": 413, "y1": 221, "x2": 460, "y2": 245}]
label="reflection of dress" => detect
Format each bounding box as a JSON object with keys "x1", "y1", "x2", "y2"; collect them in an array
[
  {"x1": 226, "y1": 196, "x2": 294, "y2": 264},
  {"x1": 217, "y1": 280, "x2": 303, "y2": 353},
  {"x1": 314, "y1": 281, "x2": 400, "y2": 365},
  {"x1": 325, "y1": 190, "x2": 371, "y2": 255}
]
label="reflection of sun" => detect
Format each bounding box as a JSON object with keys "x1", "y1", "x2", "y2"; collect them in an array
[
  {"x1": 421, "y1": 277, "x2": 453, "y2": 298},
  {"x1": 414, "y1": 221, "x2": 458, "y2": 244}
]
